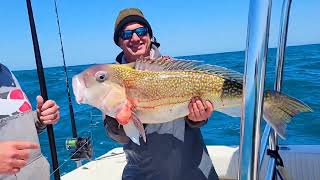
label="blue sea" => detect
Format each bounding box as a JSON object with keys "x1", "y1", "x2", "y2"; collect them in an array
[{"x1": 13, "y1": 43, "x2": 320, "y2": 177}]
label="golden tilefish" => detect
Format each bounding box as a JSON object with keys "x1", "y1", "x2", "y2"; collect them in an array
[{"x1": 72, "y1": 57, "x2": 312, "y2": 145}]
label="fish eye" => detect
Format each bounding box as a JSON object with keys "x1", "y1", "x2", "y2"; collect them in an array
[{"x1": 95, "y1": 71, "x2": 108, "y2": 82}]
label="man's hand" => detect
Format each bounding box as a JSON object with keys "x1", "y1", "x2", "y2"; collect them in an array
[
  {"x1": 0, "y1": 141, "x2": 39, "y2": 174},
  {"x1": 36, "y1": 96, "x2": 60, "y2": 125},
  {"x1": 187, "y1": 97, "x2": 214, "y2": 122}
]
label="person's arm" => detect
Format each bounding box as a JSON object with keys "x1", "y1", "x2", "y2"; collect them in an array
[
  {"x1": 104, "y1": 115, "x2": 130, "y2": 144},
  {"x1": 186, "y1": 97, "x2": 214, "y2": 128}
]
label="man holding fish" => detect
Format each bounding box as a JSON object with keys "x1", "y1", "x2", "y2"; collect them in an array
[
  {"x1": 72, "y1": 7, "x2": 311, "y2": 180},
  {"x1": 73, "y1": 8, "x2": 219, "y2": 180}
]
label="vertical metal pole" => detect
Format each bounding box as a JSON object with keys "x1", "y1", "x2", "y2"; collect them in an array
[
  {"x1": 274, "y1": 0, "x2": 292, "y2": 92},
  {"x1": 266, "y1": 1, "x2": 292, "y2": 180},
  {"x1": 259, "y1": 125, "x2": 271, "y2": 166},
  {"x1": 265, "y1": 133, "x2": 277, "y2": 180},
  {"x1": 271, "y1": 0, "x2": 292, "y2": 153},
  {"x1": 239, "y1": 0, "x2": 272, "y2": 179},
  {"x1": 26, "y1": 0, "x2": 61, "y2": 179}
]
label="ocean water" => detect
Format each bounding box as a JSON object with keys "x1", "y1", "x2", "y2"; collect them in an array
[{"x1": 13, "y1": 43, "x2": 320, "y2": 177}]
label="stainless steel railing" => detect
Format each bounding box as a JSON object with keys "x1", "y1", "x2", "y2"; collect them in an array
[
  {"x1": 239, "y1": 0, "x2": 272, "y2": 179},
  {"x1": 240, "y1": 0, "x2": 292, "y2": 179},
  {"x1": 265, "y1": 1, "x2": 292, "y2": 180}
]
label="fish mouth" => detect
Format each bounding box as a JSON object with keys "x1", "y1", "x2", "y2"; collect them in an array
[{"x1": 72, "y1": 75, "x2": 85, "y2": 104}]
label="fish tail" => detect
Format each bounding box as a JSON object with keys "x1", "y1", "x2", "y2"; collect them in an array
[{"x1": 263, "y1": 90, "x2": 313, "y2": 139}]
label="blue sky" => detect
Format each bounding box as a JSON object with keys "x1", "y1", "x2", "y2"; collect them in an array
[{"x1": 1, "y1": 0, "x2": 319, "y2": 70}]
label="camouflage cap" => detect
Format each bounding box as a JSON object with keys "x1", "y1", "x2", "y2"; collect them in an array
[{"x1": 114, "y1": 8, "x2": 153, "y2": 46}]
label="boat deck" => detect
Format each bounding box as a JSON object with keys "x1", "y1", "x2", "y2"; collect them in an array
[{"x1": 61, "y1": 145, "x2": 320, "y2": 180}]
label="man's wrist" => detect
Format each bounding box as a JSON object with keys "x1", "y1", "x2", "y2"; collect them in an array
[
  {"x1": 185, "y1": 116, "x2": 208, "y2": 128},
  {"x1": 35, "y1": 111, "x2": 46, "y2": 132}
]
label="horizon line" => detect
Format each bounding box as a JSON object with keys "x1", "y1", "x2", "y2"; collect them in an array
[{"x1": 11, "y1": 42, "x2": 320, "y2": 72}]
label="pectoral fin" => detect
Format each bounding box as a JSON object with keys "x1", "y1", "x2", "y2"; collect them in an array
[
  {"x1": 132, "y1": 111, "x2": 146, "y2": 143},
  {"x1": 123, "y1": 120, "x2": 141, "y2": 145},
  {"x1": 122, "y1": 112, "x2": 146, "y2": 145}
]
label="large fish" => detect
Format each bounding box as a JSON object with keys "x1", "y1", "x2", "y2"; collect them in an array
[{"x1": 72, "y1": 57, "x2": 312, "y2": 145}]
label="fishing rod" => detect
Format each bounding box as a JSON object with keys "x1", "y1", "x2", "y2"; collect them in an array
[
  {"x1": 52, "y1": 0, "x2": 93, "y2": 164},
  {"x1": 53, "y1": 0, "x2": 77, "y2": 139},
  {"x1": 25, "y1": 0, "x2": 61, "y2": 179}
]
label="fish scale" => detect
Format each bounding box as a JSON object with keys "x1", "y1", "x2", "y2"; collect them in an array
[{"x1": 72, "y1": 57, "x2": 313, "y2": 145}]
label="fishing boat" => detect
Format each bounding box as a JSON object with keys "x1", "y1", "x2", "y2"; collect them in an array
[
  {"x1": 21, "y1": 0, "x2": 319, "y2": 180},
  {"x1": 60, "y1": 1, "x2": 320, "y2": 179},
  {"x1": 61, "y1": 145, "x2": 320, "y2": 180}
]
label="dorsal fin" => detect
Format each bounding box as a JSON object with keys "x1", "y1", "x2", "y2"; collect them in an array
[{"x1": 135, "y1": 56, "x2": 243, "y2": 83}]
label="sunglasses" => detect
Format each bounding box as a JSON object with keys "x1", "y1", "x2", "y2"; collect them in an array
[{"x1": 120, "y1": 27, "x2": 148, "y2": 40}]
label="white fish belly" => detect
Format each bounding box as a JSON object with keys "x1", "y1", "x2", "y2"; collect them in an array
[{"x1": 135, "y1": 102, "x2": 190, "y2": 124}]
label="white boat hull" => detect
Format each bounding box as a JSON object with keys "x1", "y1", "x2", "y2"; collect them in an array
[{"x1": 61, "y1": 145, "x2": 320, "y2": 180}]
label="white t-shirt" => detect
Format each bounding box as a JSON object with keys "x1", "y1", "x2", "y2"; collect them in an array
[{"x1": 0, "y1": 64, "x2": 32, "y2": 119}]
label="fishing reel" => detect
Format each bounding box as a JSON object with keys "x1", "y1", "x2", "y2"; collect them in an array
[{"x1": 65, "y1": 136, "x2": 93, "y2": 161}]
